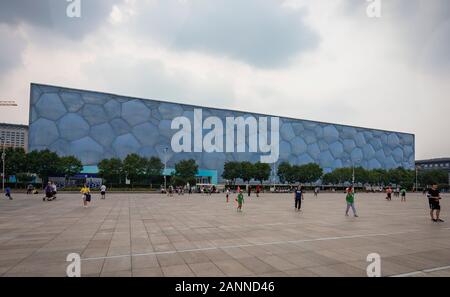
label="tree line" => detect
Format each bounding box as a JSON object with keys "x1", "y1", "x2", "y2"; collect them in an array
[
  {"x1": 222, "y1": 161, "x2": 272, "y2": 184},
  {"x1": 1, "y1": 148, "x2": 82, "y2": 185},
  {"x1": 2, "y1": 148, "x2": 448, "y2": 189},
  {"x1": 98, "y1": 154, "x2": 164, "y2": 186},
  {"x1": 98, "y1": 156, "x2": 199, "y2": 187},
  {"x1": 222, "y1": 160, "x2": 448, "y2": 189},
  {"x1": 322, "y1": 167, "x2": 448, "y2": 189}
]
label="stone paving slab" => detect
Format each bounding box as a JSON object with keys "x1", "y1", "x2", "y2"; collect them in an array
[{"x1": 0, "y1": 192, "x2": 449, "y2": 277}]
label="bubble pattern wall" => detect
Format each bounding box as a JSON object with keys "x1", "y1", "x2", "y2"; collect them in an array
[{"x1": 29, "y1": 84, "x2": 415, "y2": 180}]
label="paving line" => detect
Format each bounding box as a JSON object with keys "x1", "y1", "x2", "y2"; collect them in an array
[
  {"x1": 81, "y1": 228, "x2": 427, "y2": 262},
  {"x1": 390, "y1": 265, "x2": 450, "y2": 277}
]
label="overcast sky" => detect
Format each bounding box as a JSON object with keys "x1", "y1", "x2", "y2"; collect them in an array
[{"x1": 0, "y1": 0, "x2": 449, "y2": 160}]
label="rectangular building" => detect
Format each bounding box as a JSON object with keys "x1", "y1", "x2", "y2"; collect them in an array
[
  {"x1": 28, "y1": 83, "x2": 415, "y2": 183},
  {"x1": 0, "y1": 123, "x2": 28, "y2": 152}
]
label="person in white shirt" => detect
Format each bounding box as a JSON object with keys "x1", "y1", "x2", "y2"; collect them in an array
[
  {"x1": 100, "y1": 184, "x2": 106, "y2": 199},
  {"x1": 51, "y1": 182, "x2": 57, "y2": 200}
]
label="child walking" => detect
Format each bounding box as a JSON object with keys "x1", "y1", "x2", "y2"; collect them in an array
[
  {"x1": 345, "y1": 186, "x2": 358, "y2": 217},
  {"x1": 236, "y1": 190, "x2": 244, "y2": 212}
]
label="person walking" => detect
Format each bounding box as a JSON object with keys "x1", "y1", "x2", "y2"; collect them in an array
[
  {"x1": 236, "y1": 190, "x2": 244, "y2": 212},
  {"x1": 256, "y1": 185, "x2": 261, "y2": 197},
  {"x1": 100, "y1": 184, "x2": 106, "y2": 199},
  {"x1": 26, "y1": 184, "x2": 33, "y2": 195},
  {"x1": 51, "y1": 182, "x2": 57, "y2": 200},
  {"x1": 226, "y1": 187, "x2": 230, "y2": 203},
  {"x1": 345, "y1": 186, "x2": 358, "y2": 217},
  {"x1": 294, "y1": 186, "x2": 304, "y2": 212},
  {"x1": 400, "y1": 187, "x2": 407, "y2": 202},
  {"x1": 247, "y1": 185, "x2": 251, "y2": 197},
  {"x1": 427, "y1": 184, "x2": 444, "y2": 222},
  {"x1": 386, "y1": 187, "x2": 392, "y2": 201},
  {"x1": 314, "y1": 187, "x2": 319, "y2": 198},
  {"x1": 5, "y1": 187, "x2": 12, "y2": 200},
  {"x1": 81, "y1": 184, "x2": 91, "y2": 208}
]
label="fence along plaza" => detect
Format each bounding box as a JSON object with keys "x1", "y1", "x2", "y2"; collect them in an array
[{"x1": 170, "y1": 109, "x2": 280, "y2": 163}]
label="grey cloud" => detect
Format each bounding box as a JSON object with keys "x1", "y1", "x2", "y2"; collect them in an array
[
  {"x1": 81, "y1": 56, "x2": 237, "y2": 108},
  {"x1": 0, "y1": 0, "x2": 122, "y2": 39},
  {"x1": 342, "y1": 0, "x2": 450, "y2": 74},
  {"x1": 0, "y1": 26, "x2": 26, "y2": 77},
  {"x1": 132, "y1": 0, "x2": 319, "y2": 68}
]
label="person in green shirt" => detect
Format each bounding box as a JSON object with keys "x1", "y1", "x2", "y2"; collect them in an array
[
  {"x1": 236, "y1": 190, "x2": 244, "y2": 212},
  {"x1": 345, "y1": 186, "x2": 358, "y2": 217},
  {"x1": 400, "y1": 188, "x2": 406, "y2": 202}
]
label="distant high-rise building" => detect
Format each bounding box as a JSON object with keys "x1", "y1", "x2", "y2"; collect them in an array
[{"x1": 0, "y1": 123, "x2": 29, "y2": 152}]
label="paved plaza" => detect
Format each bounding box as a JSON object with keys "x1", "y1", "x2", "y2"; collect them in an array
[{"x1": 0, "y1": 191, "x2": 449, "y2": 277}]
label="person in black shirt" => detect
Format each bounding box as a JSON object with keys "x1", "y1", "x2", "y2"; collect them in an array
[{"x1": 427, "y1": 184, "x2": 444, "y2": 222}]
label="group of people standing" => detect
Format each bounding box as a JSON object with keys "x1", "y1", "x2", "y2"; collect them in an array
[
  {"x1": 80, "y1": 184, "x2": 107, "y2": 208},
  {"x1": 43, "y1": 182, "x2": 58, "y2": 201},
  {"x1": 228, "y1": 183, "x2": 444, "y2": 223},
  {"x1": 385, "y1": 187, "x2": 407, "y2": 202},
  {"x1": 292, "y1": 185, "x2": 358, "y2": 217}
]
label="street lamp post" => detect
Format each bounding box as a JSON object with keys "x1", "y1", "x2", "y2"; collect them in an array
[
  {"x1": 415, "y1": 166, "x2": 419, "y2": 192},
  {"x1": 352, "y1": 164, "x2": 355, "y2": 186},
  {"x1": 1, "y1": 137, "x2": 5, "y2": 192},
  {"x1": 163, "y1": 147, "x2": 168, "y2": 192}
]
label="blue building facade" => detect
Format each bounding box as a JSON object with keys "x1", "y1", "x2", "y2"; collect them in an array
[{"x1": 29, "y1": 83, "x2": 415, "y2": 183}]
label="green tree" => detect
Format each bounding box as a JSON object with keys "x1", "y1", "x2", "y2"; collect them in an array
[
  {"x1": 322, "y1": 172, "x2": 336, "y2": 185},
  {"x1": 123, "y1": 154, "x2": 147, "y2": 186},
  {"x1": 222, "y1": 161, "x2": 242, "y2": 184},
  {"x1": 353, "y1": 167, "x2": 369, "y2": 184},
  {"x1": 419, "y1": 169, "x2": 448, "y2": 187},
  {"x1": 172, "y1": 159, "x2": 198, "y2": 186},
  {"x1": 98, "y1": 158, "x2": 124, "y2": 184},
  {"x1": 368, "y1": 169, "x2": 387, "y2": 185},
  {"x1": 254, "y1": 162, "x2": 271, "y2": 184},
  {"x1": 145, "y1": 157, "x2": 164, "y2": 186},
  {"x1": 3, "y1": 148, "x2": 27, "y2": 182},
  {"x1": 333, "y1": 168, "x2": 352, "y2": 184},
  {"x1": 27, "y1": 150, "x2": 61, "y2": 184},
  {"x1": 240, "y1": 161, "x2": 255, "y2": 184},
  {"x1": 58, "y1": 156, "x2": 83, "y2": 182},
  {"x1": 297, "y1": 163, "x2": 323, "y2": 183},
  {"x1": 277, "y1": 162, "x2": 292, "y2": 184}
]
